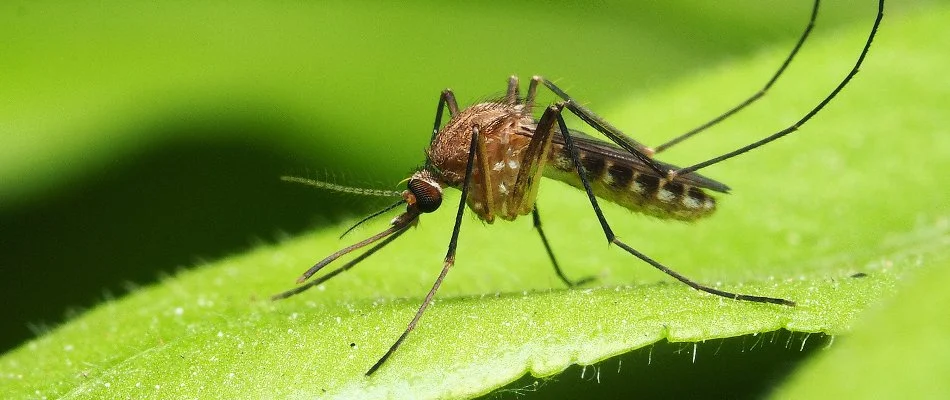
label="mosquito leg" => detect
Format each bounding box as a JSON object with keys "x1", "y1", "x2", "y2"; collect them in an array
[
  {"x1": 473, "y1": 122, "x2": 497, "y2": 222},
  {"x1": 512, "y1": 93, "x2": 593, "y2": 286},
  {"x1": 538, "y1": 77, "x2": 665, "y2": 177},
  {"x1": 653, "y1": 0, "x2": 820, "y2": 154},
  {"x1": 366, "y1": 125, "x2": 481, "y2": 376},
  {"x1": 525, "y1": 76, "x2": 540, "y2": 111},
  {"x1": 544, "y1": 102, "x2": 795, "y2": 306},
  {"x1": 674, "y1": 0, "x2": 883, "y2": 177},
  {"x1": 425, "y1": 89, "x2": 461, "y2": 168},
  {"x1": 505, "y1": 75, "x2": 520, "y2": 105},
  {"x1": 532, "y1": 207, "x2": 595, "y2": 287},
  {"x1": 508, "y1": 91, "x2": 557, "y2": 215}
]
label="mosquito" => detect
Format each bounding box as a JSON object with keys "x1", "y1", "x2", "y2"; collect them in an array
[{"x1": 273, "y1": 0, "x2": 884, "y2": 376}]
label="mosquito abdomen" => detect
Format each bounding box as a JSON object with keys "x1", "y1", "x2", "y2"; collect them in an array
[{"x1": 544, "y1": 145, "x2": 717, "y2": 221}]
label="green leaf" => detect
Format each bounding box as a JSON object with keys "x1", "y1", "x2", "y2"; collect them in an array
[
  {"x1": 773, "y1": 256, "x2": 950, "y2": 398},
  {"x1": 2, "y1": 1, "x2": 948, "y2": 399}
]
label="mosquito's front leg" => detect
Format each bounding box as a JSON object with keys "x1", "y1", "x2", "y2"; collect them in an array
[{"x1": 366, "y1": 125, "x2": 482, "y2": 376}]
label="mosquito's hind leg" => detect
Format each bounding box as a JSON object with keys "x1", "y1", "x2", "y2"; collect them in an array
[
  {"x1": 653, "y1": 0, "x2": 820, "y2": 154},
  {"x1": 674, "y1": 0, "x2": 884, "y2": 177},
  {"x1": 540, "y1": 101, "x2": 795, "y2": 306}
]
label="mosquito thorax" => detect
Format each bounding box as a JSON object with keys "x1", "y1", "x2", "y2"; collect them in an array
[{"x1": 406, "y1": 171, "x2": 443, "y2": 213}]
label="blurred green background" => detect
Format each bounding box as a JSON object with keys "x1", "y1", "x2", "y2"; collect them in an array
[{"x1": 0, "y1": 0, "x2": 925, "y2": 360}]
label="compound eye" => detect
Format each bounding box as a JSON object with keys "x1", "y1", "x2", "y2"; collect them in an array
[{"x1": 408, "y1": 178, "x2": 442, "y2": 213}]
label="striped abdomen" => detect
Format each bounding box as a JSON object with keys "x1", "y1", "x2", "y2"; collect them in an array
[{"x1": 543, "y1": 144, "x2": 717, "y2": 221}]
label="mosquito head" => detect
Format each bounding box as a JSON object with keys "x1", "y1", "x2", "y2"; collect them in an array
[{"x1": 405, "y1": 170, "x2": 443, "y2": 213}]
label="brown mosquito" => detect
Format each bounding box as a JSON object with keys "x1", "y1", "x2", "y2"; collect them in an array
[{"x1": 273, "y1": 0, "x2": 884, "y2": 376}]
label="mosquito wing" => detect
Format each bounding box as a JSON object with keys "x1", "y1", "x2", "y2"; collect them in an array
[{"x1": 552, "y1": 128, "x2": 731, "y2": 193}]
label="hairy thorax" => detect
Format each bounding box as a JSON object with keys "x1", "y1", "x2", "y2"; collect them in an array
[{"x1": 427, "y1": 102, "x2": 536, "y2": 223}]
